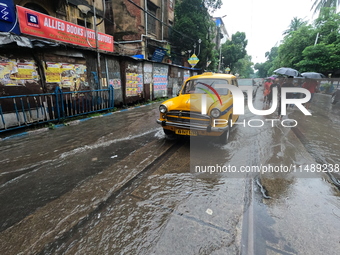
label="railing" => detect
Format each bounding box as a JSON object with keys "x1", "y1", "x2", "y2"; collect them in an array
[{"x1": 0, "y1": 85, "x2": 114, "y2": 133}]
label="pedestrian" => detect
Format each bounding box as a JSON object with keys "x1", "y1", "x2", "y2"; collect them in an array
[
  {"x1": 281, "y1": 76, "x2": 294, "y2": 108},
  {"x1": 302, "y1": 78, "x2": 318, "y2": 110},
  {"x1": 263, "y1": 78, "x2": 272, "y2": 104},
  {"x1": 267, "y1": 78, "x2": 279, "y2": 107},
  {"x1": 292, "y1": 79, "x2": 303, "y2": 100},
  {"x1": 276, "y1": 77, "x2": 284, "y2": 119}
]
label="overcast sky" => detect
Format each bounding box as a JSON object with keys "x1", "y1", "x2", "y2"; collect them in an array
[{"x1": 213, "y1": 0, "x2": 316, "y2": 64}]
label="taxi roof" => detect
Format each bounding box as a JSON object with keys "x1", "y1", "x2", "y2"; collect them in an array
[{"x1": 188, "y1": 72, "x2": 237, "y2": 80}]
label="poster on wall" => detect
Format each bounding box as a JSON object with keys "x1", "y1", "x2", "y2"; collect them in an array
[
  {"x1": 44, "y1": 62, "x2": 87, "y2": 90},
  {"x1": 183, "y1": 70, "x2": 190, "y2": 82},
  {"x1": 126, "y1": 64, "x2": 143, "y2": 97},
  {"x1": 45, "y1": 62, "x2": 61, "y2": 83},
  {"x1": 13, "y1": 62, "x2": 37, "y2": 80},
  {"x1": 126, "y1": 72, "x2": 138, "y2": 96},
  {"x1": 137, "y1": 74, "x2": 143, "y2": 94},
  {"x1": 153, "y1": 65, "x2": 168, "y2": 97},
  {"x1": 61, "y1": 63, "x2": 75, "y2": 87},
  {"x1": 143, "y1": 63, "x2": 152, "y2": 84},
  {"x1": 0, "y1": 56, "x2": 39, "y2": 86},
  {"x1": 109, "y1": 79, "x2": 121, "y2": 89},
  {"x1": 0, "y1": 57, "x2": 16, "y2": 85}
]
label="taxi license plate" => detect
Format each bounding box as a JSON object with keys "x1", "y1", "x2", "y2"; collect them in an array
[{"x1": 175, "y1": 129, "x2": 197, "y2": 136}]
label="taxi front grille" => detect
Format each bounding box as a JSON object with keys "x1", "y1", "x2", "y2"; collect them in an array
[{"x1": 165, "y1": 111, "x2": 210, "y2": 126}]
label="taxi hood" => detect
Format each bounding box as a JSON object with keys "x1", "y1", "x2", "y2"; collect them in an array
[{"x1": 162, "y1": 94, "x2": 222, "y2": 112}]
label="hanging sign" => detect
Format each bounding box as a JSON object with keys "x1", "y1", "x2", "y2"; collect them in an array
[
  {"x1": 188, "y1": 54, "x2": 199, "y2": 67},
  {"x1": 16, "y1": 5, "x2": 114, "y2": 52}
]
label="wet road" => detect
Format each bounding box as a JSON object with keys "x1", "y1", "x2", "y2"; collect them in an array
[{"x1": 0, "y1": 90, "x2": 340, "y2": 254}]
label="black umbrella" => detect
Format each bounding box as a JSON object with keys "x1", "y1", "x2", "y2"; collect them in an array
[
  {"x1": 274, "y1": 67, "x2": 300, "y2": 77},
  {"x1": 301, "y1": 72, "x2": 326, "y2": 79}
]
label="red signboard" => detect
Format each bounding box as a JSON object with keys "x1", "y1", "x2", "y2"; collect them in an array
[{"x1": 16, "y1": 5, "x2": 114, "y2": 52}]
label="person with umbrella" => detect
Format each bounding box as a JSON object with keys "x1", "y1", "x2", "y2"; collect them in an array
[
  {"x1": 274, "y1": 67, "x2": 301, "y2": 77},
  {"x1": 302, "y1": 78, "x2": 318, "y2": 110},
  {"x1": 281, "y1": 76, "x2": 294, "y2": 108}
]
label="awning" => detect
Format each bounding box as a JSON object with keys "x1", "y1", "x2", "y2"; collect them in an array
[
  {"x1": 0, "y1": 32, "x2": 32, "y2": 48},
  {"x1": 0, "y1": 32, "x2": 60, "y2": 49}
]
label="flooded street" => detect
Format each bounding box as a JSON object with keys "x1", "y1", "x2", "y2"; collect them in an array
[{"x1": 0, "y1": 90, "x2": 340, "y2": 254}]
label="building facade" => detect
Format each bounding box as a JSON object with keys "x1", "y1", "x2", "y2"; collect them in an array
[{"x1": 113, "y1": 0, "x2": 174, "y2": 63}]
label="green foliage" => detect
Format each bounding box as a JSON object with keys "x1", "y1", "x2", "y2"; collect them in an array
[
  {"x1": 255, "y1": 8, "x2": 340, "y2": 77},
  {"x1": 48, "y1": 123, "x2": 56, "y2": 130},
  {"x1": 311, "y1": 0, "x2": 340, "y2": 16},
  {"x1": 254, "y1": 47, "x2": 278, "y2": 77},
  {"x1": 234, "y1": 55, "x2": 254, "y2": 78},
  {"x1": 297, "y1": 43, "x2": 340, "y2": 72},
  {"x1": 276, "y1": 25, "x2": 316, "y2": 69},
  {"x1": 171, "y1": 0, "x2": 221, "y2": 69},
  {"x1": 319, "y1": 82, "x2": 333, "y2": 93},
  {"x1": 283, "y1": 17, "x2": 308, "y2": 36},
  {"x1": 221, "y1": 32, "x2": 248, "y2": 72}
]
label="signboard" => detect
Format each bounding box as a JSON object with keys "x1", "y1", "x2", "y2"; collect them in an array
[
  {"x1": 16, "y1": 5, "x2": 114, "y2": 52},
  {"x1": 188, "y1": 54, "x2": 199, "y2": 67},
  {"x1": 0, "y1": 0, "x2": 19, "y2": 34},
  {"x1": 152, "y1": 48, "x2": 166, "y2": 62},
  {"x1": 0, "y1": 2, "x2": 13, "y2": 22}
]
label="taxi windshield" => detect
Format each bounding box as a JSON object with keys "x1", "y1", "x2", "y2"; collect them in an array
[{"x1": 183, "y1": 79, "x2": 229, "y2": 95}]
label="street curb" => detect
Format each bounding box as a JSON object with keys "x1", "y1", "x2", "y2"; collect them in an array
[{"x1": 0, "y1": 103, "x2": 157, "y2": 142}]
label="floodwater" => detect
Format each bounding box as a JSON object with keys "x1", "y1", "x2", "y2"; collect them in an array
[{"x1": 0, "y1": 90, "x2": 340, "y2": 254}]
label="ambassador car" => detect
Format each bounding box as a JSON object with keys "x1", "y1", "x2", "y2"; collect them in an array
[{"x1": 156, "y1": 72, "x2": 239, "y2": 143}]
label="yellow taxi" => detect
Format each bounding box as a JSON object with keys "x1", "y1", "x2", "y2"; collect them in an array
[{"x1": 157, "y1": 72, "x2": 239, "y2": 143}]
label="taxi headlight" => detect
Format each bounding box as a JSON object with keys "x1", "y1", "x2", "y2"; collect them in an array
[
  {"x1": 159, "y1": 105, "x2": 168, "y2": 113},
  {"x1": 210, "y1": 108, "x2": 221, "y2": 118}
]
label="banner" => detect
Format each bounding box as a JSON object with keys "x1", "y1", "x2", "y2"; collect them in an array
[{"x1": 16, "y1": 5, "x2": 114, "y2": 52}]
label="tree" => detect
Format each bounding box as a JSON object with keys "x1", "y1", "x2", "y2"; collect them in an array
[
  {"x1": 283, "y1": 17, "x2": 307, "y2": 36},
  {"x1": 220, "y1": 32, "x2": 248, "y2": 72},
  {"x1": 297, "y1": 9, "x2": 340, "y2": 73},
  {"x1": 254, "y1": 62, "x2": 269, "y2": 78},
  {"x1": 297, "y1": 43, "x2": 340, "y2": 72},
  {"x1": 275, "y1": 25, "x2": 316, "y2": 69},
  {"x1": 170, "y1": 0, "x2": 222, "y2": 69},
  {"x1": 314, "y1": 7, "x2": 340, "y2": 44},
  {"x1": 253, "y1": 47, "x2": 278, "y2": 78},
  {"x1": 234, "y1": 55, "x2": 254, "y2": 78},
  {"x1": 257, "y1": 6, "x2": 340, "y2": 77},
  {"x1": 311, "y1": 0, "x2": 340, "y2": 16}
]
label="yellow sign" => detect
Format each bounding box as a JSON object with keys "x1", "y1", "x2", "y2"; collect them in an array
[{"x1": 188, "y1": 54, "x2": 199, "y2": 67}]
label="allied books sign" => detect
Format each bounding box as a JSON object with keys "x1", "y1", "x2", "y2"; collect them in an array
[{"x1": 16, "y1": 6, "x2": 114, "y2": 52}]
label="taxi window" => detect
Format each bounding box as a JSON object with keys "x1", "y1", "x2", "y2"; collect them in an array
[
  {"x1": 232, "y1": 79, "x2": 238, "y2": 86},
  {"x1": 183, "y1": 79, "x2": 229, "y2": 95}
]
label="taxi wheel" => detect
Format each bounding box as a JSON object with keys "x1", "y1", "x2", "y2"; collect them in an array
[
  {"x1": 163, "y1": 129, "x2": 177, "y2": 140},
  {"x1": 219, "y1": 118, "x2": 231, "y2": 144}
]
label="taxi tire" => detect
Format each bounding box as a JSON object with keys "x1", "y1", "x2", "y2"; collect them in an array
[
  {"x1": 163, "y1": 129, "x2": 177, "y2": 140},
  {"x1": 219, "y1": 117, "x2": 231, "y2": 144}
]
